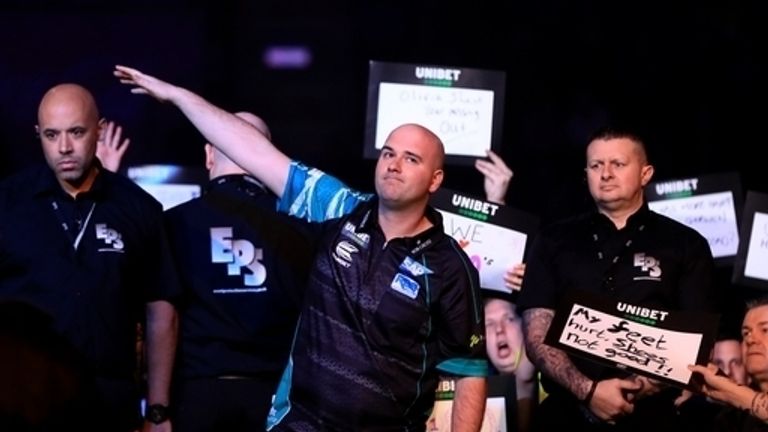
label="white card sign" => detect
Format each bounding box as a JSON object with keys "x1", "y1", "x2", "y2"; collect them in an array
[
  {"x1": 646, "y1": 172, "x2": 742, "y2": 263},
  {"x1": 545, "y1": 290, "x2": 719, "y2": 388},
  {"x1": 744, "y1": 211, "x2": 768, "y2": 280},
  {"x1": 733, "y1": 191, "x2": 768, "y2": 289},
  {"x1": 430, "y1": 189, "x2": 539, "y2": 293},
  {"x1": 364, "y1": 60, "x2": 506, "y2": 166}
]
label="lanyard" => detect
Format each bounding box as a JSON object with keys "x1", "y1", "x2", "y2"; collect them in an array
[
  {"x1": 51, "y1": 200, "x2": 97, "y2": 250},
  {"x1": 592, "y1": 223, "x2": 646, "y2": 291}
]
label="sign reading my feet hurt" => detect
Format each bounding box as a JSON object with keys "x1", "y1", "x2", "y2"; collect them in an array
[{"x1": 545, "y1": 290, "x2": 719, "y2": 388}]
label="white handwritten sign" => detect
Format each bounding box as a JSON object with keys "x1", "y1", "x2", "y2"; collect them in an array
[
  {"x1": 375, "y1": 82, "x2": 494, "y2": 157},
  {"x1": 438, "y1": 209, "x2": 527, "y2": 292},
  {"x1": 745, "y1": 211, "x2": 768, "y2": 281},
  {"x1": 546, "y1": 291, "x2": 719, "y2": 387},
  {"x1": 364, "y1": 61, "x2": 506, "y2": 166},
  {"x1": 557, "y1": 304, "x2": 702, "y2": 385},
  {"x1": 430, "y1": 189, "x2": 539, "y2": 293},
  {"x1": 648, "y1": 191, "x2": 739, "y2": 258}
]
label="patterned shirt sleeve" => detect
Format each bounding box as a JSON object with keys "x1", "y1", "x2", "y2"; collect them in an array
[
  {"x1": 435, "y1": 241, "x2": 488, "y2": 377},
  {"x1": 276, "y1": 161, "x2": 373, "y2": 222}
]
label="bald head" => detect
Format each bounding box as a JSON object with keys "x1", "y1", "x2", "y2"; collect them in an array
[
  {"x1": 386, "y1": 123, "x2": 445, "y2": 171},
  {"x1": 374, "y1": 123, "x2": 445, "y2": 212},
  {"x1": 38, "y1": 84, "x2": 100, "y2": 126},
  {"x1": 206, "y1": 112, "x2": 271, "y2": 178},
  {"x1": 36, "y1": 84, "x2": 102, "y2": 195}
]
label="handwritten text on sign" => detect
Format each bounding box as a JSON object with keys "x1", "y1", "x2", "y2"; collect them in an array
[
  {"x1": 745, "y1": 212, "x2": 768, "y2": 281},
  {"x1": 376, "y1": 82, "x2": 494, "y2": 157},
  {"x1": 438, "y1": 209, "x2": 527, "y2": 292},
  {"x1": 559, "y1": 304, "x2": 702, "y2": 384},
  {"x1": 648, "y1": 191, "x2": 739, "y2": 258}
]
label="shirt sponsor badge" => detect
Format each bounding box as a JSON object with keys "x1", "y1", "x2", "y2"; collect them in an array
[
  {"x1": 399, "y1": 256, "x2": 434, "y2": 277},
  {"x1": 341, "y1": 222, "x2": 370, "y2": 247},
  {"x1": 332, "y1": 240, "x2": 358, "y2": 268},
  {"x1": 391, "y1": 273, "x2": 420, "y2": 299}
]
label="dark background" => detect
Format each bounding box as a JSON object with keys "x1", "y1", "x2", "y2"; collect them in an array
[{"x1": 1, "y1": 1, "x2": 765, "y2": 325}]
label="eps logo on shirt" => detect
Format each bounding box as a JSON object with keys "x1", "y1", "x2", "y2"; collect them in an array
[
  {"x1": 210, "y1": 227, "x2": 266, "y2": 286},
  {"x1": 95, "y1": 223, "x2": 124, "y2": 251},
  {"x1": 633, "y1": 252, "x2": 662, "y2": 281}
]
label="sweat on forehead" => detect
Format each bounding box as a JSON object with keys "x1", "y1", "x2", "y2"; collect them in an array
[{"x1": 38, "y1": 83, "x2": 100, "y2": 124}]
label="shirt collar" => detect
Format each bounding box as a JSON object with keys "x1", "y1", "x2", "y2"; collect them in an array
[
  {"x1": 590, "y1": 201, "x2": 651, "y2": 231},
  {"x1": 32, "y1": 159, "x2": 108, "y2": 201},
  {"x1": 352, "y1": 199, "x2": 445, "y2": 255},
  {"x1": 206, "y1": 174, "x2": 268, "y2": 194}
]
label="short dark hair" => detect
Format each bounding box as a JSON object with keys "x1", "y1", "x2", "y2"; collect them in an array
[
  {"x1": 587, "y1": 127, "x2": 649, "y2": 164},
  {"x1": 746, "y1": 296, "x2": 768, "y2": 313}
]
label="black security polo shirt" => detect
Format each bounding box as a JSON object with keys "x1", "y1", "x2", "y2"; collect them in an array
[
  {"x1": 0, "y1": 164, "x2": 181, "y2": 379},
  {"x1": 164, "y1": 174, "x2": 315, "y2": 379},
  {"x1": 517, "y1": 203, "x2": 715, "y2": 392}
]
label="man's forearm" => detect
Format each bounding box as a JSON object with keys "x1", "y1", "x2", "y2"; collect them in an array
[
  {"x1": 169, "y1": 86, "x2": 291, "y2": 197},
  {"x1": 145, "y1": 300, "x2": 178, "y2": 405},
  {"x1": 451, "y1": 376, "x2": 486, "y2": 432},
  {"x1": 523, "y1": 308, "x2": 593, "y2": 400}
]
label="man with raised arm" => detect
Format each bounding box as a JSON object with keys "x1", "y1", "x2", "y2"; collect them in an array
[{"x1": 115, "y1": 66, "x2": 487, "y2": 431}]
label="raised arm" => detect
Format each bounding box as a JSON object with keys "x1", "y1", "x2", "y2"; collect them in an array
[
  {"x1": 96, "y1": 119, "x2": 131, "y2": 173},
  {"x1": 114, "y1": 65, "x2": 291, "y2": 197},
  {"x1": 476, "y1": 150, "x2": 526, "y2": 293},
  {"x1": 475, "y1": 149, "x2": 513, "y2": 205}
]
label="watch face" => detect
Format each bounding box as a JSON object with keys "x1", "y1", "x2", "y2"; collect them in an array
[{"x1": 147, "y1": 404, "x2": 169, "y2": 424}]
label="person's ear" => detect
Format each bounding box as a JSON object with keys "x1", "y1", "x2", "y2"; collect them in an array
[
  {"x1": 34, "y1": 125, "x2": 40, "y2": 138},
  {"x1": 204, "y1": 144, "x2": 215, "y2": 171},
  {"x1": 429, "y1": 169, "x2": 444, "y2": 193},
  {"x1": 640, "y1": 164, "x2": 655, "y2": 186},
  {"x1": 97, "y1": 117, "x2": 106, "y2": 140}
]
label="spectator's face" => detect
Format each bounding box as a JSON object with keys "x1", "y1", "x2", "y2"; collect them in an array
[
  {"x1": 713, "y1": 339, "x2": 747, "y2": 385},
  {"x1": 585, "y1": 138, "x2": 653, "y2": 212},
  {"x1": 37, "y1": 87, "x2": 100, "y2": 187},
  {"x1": 375, "y1": 125, "x2": 443, "y2": 211},
  {"x1": 485, "y1": 299, "x2": 524, "y2": 374},
  {"x1": 742, "y1": 305, "x2": 768, "y2": 378}
]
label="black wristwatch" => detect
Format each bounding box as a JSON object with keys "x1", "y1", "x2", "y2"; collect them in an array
[{"x1": 146, "y1": 404, "x2": 170, "y2": 424}]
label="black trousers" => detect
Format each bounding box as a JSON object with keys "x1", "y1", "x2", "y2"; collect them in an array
[{"x1": 173, "y1": 377, "x2": 278, "y2": 432}]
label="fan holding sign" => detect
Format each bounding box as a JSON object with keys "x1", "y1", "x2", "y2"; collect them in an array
[{"x1": 517, "y1": 128, "x2": 718, "y2": 431}]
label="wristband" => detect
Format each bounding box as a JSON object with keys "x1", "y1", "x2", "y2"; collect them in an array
[{"x1": 583, "y1": 379, "x2": 598, "y2": 405}]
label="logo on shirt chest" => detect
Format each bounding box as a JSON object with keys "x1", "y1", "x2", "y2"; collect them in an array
[
  {"x1": 633, "y1": 252, "x2": 662, "y2": 281},
  {"x1": 95, "y1": 223, "x2": 124, "y2": 252},
  {"x1": 399, "y1": 256, "x2": 434, "y2": 277},
  {"x1": 390, "y1": 273, "x2": 420, "y2": 299},
  {"x1": 332, "y1": 240, "x2": 358, "y2": 268},
  {"x1": 341, "y1": 222, "x2": 370, "y2": 247}
]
